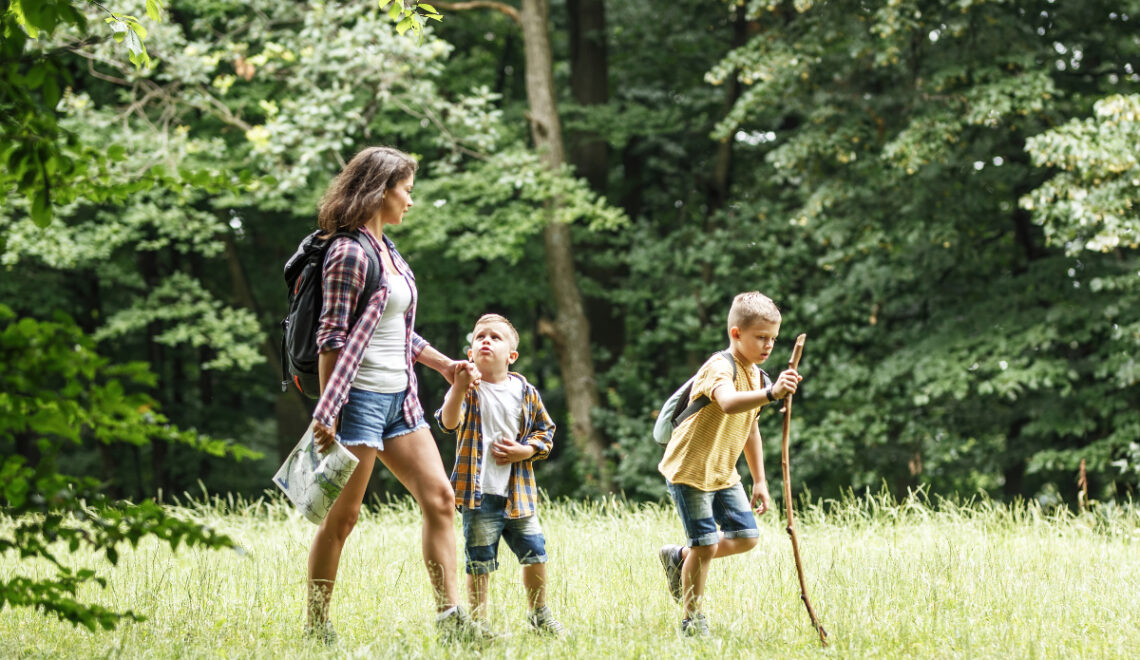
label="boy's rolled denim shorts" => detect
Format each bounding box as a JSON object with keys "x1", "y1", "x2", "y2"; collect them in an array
[
  {"x1": 337, "y1": 388, "x2": 427, "y2": 451},
  {"x1": 462, "y1": 494, "x2": 548, "y2": 575},
  {"x1": 666, "y1": 480, "x2": 759, "y2": 547}
]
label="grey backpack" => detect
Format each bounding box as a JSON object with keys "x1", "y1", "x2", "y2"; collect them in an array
[{"x1": 652, "y1": 351, "x2": 771, "y2": 446}]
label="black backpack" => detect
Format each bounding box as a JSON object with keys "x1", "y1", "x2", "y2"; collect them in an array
[{"x1": 280, "y1": 230, "x2": 381, "y2": 398}]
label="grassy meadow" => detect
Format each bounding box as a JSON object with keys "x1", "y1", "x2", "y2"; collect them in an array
[{"x1": 1, "y1": 492, "x2": 1138, "y2": 659}]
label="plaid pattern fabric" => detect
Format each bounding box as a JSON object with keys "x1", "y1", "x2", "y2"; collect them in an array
[
  {"x1": 312, "y1": 228, "x2": 429, "y2": 428},
  {"x1": 435, "y1": 373, "x2": 555, "y2": 519}
]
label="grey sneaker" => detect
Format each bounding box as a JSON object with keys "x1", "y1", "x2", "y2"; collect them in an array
[
  {"x1": 303, "y1": 621, "x2": 337, "y2": 646},
  {"x1": 528, "y1": 605, "x2": 566, "y2": 637},
  {"x1": 436, "y1": 606, "x2": 496, "y2": 643},
  {"x1": 681, "y1": 612, "x2": 709, "y2": 637},
  {"x1": 658, "y1": 544, "x2": 684, "y2": 603}
]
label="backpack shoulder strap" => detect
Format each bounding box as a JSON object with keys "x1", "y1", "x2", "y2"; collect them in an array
[
  {"x1": 719, "y1": 349, "x2": 738, "y2": 382},
  {"x1": 333, "y1": 230, "x2": 382, "y2": 324},
  {"x1": 672, "y1": 351, "x2": 739, "y2": 427}
]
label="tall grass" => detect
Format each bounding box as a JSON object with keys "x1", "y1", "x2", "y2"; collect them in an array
[{"x1": 2, "y1": 491, "x2": 1137, "y2": 659}]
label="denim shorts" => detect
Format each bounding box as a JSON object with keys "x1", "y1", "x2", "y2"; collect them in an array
[
  {"x1": 667, "y1": 480, "x2": 759, "y2": 547},
  {"x1": 337, "y1": 388, "x2": 427, "y2": 451},
  {"x1": 461, "y1": 494, "x2": 548, "y2": 575}
]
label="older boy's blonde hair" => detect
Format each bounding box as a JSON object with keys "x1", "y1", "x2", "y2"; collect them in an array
[
  {"x1": 472, "y1": 313, "x2": 520, "y2": 351},
  {"x1": 727, "y1": 292, "x2": 781, "y2": 333}
]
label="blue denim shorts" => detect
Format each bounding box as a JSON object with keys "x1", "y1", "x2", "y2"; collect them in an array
[
  {"x1": 461, "y1": 494, "x2": 548, "y2": 575},
  {"x1": 337, "y1": 388, "x2": 427, "y2": 451},
  {"x1": 667, "y1": 480, "x2": 759, "y2": 547}
]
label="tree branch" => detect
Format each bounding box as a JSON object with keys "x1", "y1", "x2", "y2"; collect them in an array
[{"x1": 434, "y1": 1, "x2": 522, "y2": 26}]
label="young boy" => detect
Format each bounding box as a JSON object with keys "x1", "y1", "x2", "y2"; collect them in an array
[
  {"x1": 657, "y1": 292, "x2": 802, "y2": 636},
  {"x1": 436, "y1": 313, "x2": 565, "y2": 637}
]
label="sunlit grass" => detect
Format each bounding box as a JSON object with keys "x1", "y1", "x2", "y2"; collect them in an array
[{"x1": 2, "y1": 491, "x2": 1138, "y2": 659}]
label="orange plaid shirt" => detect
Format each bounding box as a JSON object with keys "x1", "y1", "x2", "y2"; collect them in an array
[{"x1": 434, "y1": 373, "x2": 555, "y2": 518}]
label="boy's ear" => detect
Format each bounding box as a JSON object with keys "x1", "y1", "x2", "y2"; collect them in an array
[
  {"x1": 729, "y1": 326, "x2": 741, "y2": 341},
  {"x1": 508, "y1": 350, "x2": 519, "y2": 365},
  {"x1": 466, "y1": 347, "x2": 474, "y2": 361}
]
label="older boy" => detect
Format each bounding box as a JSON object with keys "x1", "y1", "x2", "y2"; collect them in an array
[
  {"x1": 436, "y1": 314, "x2": 565, "y2": 637},
  {"x1": 657, "y1": 292, "x2": 802, "y2": 636}
]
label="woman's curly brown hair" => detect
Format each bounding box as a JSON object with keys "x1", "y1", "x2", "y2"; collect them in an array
[{"x1": 318, "y1": 146, "x2": 417, "y2": 235}]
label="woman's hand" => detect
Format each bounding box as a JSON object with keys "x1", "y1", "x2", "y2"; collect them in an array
[{"x1": 312, "y1": 420, "x2": 337, "y2": 452}]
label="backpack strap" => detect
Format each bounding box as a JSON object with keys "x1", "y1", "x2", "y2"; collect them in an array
[
  {"x1": 671, "y1": 351, "x2": 739, "y2": 426},
  {"x1": 332, "y1": 231, "x2": 382, "y2": 327}
]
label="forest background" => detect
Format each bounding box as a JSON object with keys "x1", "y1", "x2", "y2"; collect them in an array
[{"x1": 3, "y1": 0, "x2": 1140, "y2": 519}]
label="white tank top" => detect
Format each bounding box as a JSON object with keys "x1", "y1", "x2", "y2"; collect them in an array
[{"x1": 353, "y1": 272, "x2": 412, "y2": 393}]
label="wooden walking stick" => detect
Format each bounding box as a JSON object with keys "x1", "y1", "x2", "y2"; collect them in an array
[{"x1": 780, "y1": 334, "x2": 829, "y2": 647}]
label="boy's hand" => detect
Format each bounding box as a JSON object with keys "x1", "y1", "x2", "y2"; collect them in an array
[
  {"x1": 451, "y1": 360, "x2": 481, "y2": 391},
  {"x1": 751, "y1": 480, "x2": 772, "y2": 515},
  {"x1": 772, "y1": 368, "x2": 803, "y2": 400},
  {"x1": 491, "y1": 436, "x2": 536, "y2": 465}
]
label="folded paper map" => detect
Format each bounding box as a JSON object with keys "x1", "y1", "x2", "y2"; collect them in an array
[{"x1": 273, "y1": 422, "x2": 359, "y2": 524}]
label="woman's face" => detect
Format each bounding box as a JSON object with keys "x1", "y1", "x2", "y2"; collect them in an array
[{"x1": 379, "y1": 174, "x2": 415, "y2": 226}]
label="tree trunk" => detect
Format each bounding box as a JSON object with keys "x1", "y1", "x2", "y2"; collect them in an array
[
  {"x1": 709, "y1": 3, "x2": 748, "y2": 213},
  {"x1": 140, "y1": 245, "x2": 165, "y2": 495},
  {"x1": 521, "y1": 0, "x2": 610, "y2": 490},
  {"x1": 566, "y1": 0, "x2": 608, "y2": 192}
]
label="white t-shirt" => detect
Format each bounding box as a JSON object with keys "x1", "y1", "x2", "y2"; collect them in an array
[
  {"x1": 353, "y1": 273, "x2": 412, "y2": 393},
  {"x1": 477, "y1": 377, "x2": 525, "y2": 497}
]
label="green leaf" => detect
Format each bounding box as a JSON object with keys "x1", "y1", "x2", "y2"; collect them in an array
[
  {"x1": 396, "y1": 16, "x2": 414, "y2": 35},
  {"x1": 106, "y1": 145, "x2": 127, "y2": 162},
  {"x1": 418, "y1": 3, "x2": 440, "y2": 14},
  {"x1": 25, "y1": 63, "x2": 47, "y2": 89},
  {"x1": 12, "y1": 0, "x2": 40, "y2": 38},
  {"x1": 145, "y1": 0, "x2": 163, "y2": 22},
  {"x1": 30, "y1": 187, "x2": 51, "y2": 227},
  {"x1": 42, "y1": 76, "x2": 60, "y2": 109},
  {"x1": 388, "y1": 2, "x2": 402, "y2": 20}
]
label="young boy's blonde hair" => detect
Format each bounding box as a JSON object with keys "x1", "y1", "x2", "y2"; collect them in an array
[
  {"x1": 727, "y1": 292, "x2": 781, "y2": 333},
  {"x1": 472, "y1": 313, "x2": 520, "y2": 351}
]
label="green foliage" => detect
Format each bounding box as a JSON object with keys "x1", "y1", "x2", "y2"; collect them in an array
[
  {"x1": 398, "y1": 149, "x2": 627, "y2": 263},
  {"x1": 0, "y1": 305, "x2": 254, "y2": 630},
  {"x1": 379, "y1": 0, "x2": 443, "y2": 43},
  {"x1": 594, "y1": 0, "x2": 1140, "y2": 502},
  {"x1": 1023, "y1": 93, "x2": 1140, "y2": 253}
]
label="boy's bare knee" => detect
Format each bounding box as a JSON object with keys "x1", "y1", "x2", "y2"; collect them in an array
[
  {"x1": 739, "y1": 536, "x2": 759, "y2": 552},
  {"x1": 688, "y1": 543, "x2": 718, "y2": 562}
]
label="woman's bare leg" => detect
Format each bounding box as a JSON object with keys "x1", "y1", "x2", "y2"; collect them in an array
[
  {"x1": 306, "y1": 445, "x2": 378, "y2": 627},
  {"x1": 377, "y1": 427, "x2": 459, "y2": 610}
]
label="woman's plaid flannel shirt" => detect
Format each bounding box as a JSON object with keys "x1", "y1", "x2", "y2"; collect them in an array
[
  {"x1": 434, "y1": 373, "x2": 555, "y2": 519},
  {"x1": 312, "y1": 228, "x2": 430, "y2": 429}
]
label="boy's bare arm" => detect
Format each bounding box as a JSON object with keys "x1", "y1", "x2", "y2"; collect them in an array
[
  {"x1": 742, "y1": 424, "x2": 771, "y2": 515},
  {"x1": 491, "y1": 436, "x2": 538, "y2": 465},
  {"x1": 438, "y1": 366, "x2": 474, "y2": 430},
  {"x1": 713, "y1": 367, "x2": 802, "y2": 414}
]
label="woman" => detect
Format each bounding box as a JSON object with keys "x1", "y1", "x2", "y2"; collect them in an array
[{"x1": 306, "y1": 146, "x2": 479, "y2": 642}]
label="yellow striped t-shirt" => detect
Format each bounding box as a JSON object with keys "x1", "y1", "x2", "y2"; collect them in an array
[{"x1": 658, "y1": 351, "x2": 763, "y2": 491}]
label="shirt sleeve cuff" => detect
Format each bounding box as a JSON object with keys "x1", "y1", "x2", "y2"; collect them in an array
[
  {"x1": 410, "y1": 332, "x2": 430, "y2": 360},
  {"x1": 319, "y1": 335, "x2": 347, "y2": 353}
]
